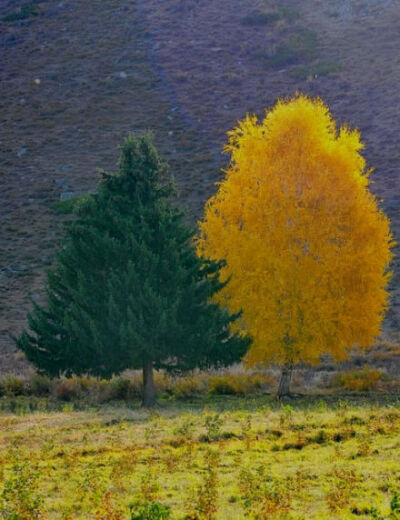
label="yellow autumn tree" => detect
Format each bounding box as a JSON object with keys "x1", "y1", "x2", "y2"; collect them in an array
[{"x1": 197, "y1": 95, "x2": 393, "y2": 397}]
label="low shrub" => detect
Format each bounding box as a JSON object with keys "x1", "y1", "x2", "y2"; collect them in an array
[
  {"x1": 265, "y1": 29, "x2": 318, "y2": 68},
  {"x1": 291, "y1": 60, "x2": 342, "y2": 80},
  {"x1": 95, "y1": 491, "x2": 124, "y2": 520},
  {"x1": 52, "y1": 377, "x2": 84, "y2": 401},
  {"x1": 277, "y1": 7, "x2": 300, "y2": 22},
  {"x1": 130, "y1": 501, "x2": 171, "y2": 520},
  {"x1": 194, "y1": 449, "x2": 220, "y2": 519},
  {"x1": 334, "y1": 367, "x2": 382, "y2": 391},
  {"x1": 27, "y1": 374, "x2": 51, "y2": 396},
  {"x1": 172, "y1": 376, "x2": 207, "y2": 399},
  {"x1": 109, "y1": 377, "x2": 131, "y2": 400},
  {"x1": 2, "y1": 2, "x2": 40, "y2": 22},
  {"x1": 238, "y1": 466, "x2": 291, "y2": 517},
  {"x1": 242, "y1": 10, "x2": 280, "y2": 26},
  {"x1": 0, "y1": 376, "x2": 25, "y2": 396},
  {"x1": 208, "y1": 372, "x2": 274, "y2": 396},
  {"x1": 0, "y1": 370, "x2": 276, "y2": 404},
  {"x1": 241, "y1": 7, "x2": 300, "y2": 26},
  {"x1": 208, "y1": 375, "x2": 238, "y2": 395}
]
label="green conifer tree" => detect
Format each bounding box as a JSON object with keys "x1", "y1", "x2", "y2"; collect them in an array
[{"x1": 16, "y1": 135, "x2": 250, "y2": 406}]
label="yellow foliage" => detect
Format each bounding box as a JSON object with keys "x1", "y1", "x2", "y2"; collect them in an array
[{"x1": 198, "y1": 95, "x2": 393, "y2": 367}]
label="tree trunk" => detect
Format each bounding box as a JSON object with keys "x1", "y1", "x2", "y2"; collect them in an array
[
  {"x1": 277, "y1": 363, "x2": 293, "y2": 400},
  {"x1": 142, "y1": 359, "x2": 156, "y2": 408}
]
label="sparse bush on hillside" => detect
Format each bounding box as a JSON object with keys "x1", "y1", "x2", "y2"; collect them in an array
[
  {"x1": 241, "y1": 10, "x2": 281, "y2": 26},
  {"x1": 277, "y1": 7, "x2": 300, "y2": 22},
  {"x1": 241, "y1": 7, "x2": 300, "y2": 26},
  {"x1": 263, "y1": 29, "x2": 318, "y2": 67},
  {"x1": 2, "y1": 2, "x2": 41, "y2": 22},
  {"x1": 291, "y1": 60, "x2": 343, "y2": 80}
]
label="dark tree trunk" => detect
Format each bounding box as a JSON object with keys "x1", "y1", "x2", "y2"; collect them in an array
[
  {"x1": 277, "y1": 363, "x2": 293, "y2": 400},
  {"x1": 142, "y1": 359, "x2": 156, "y2": 408}
]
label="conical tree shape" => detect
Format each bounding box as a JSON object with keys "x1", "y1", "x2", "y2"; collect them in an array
[
  {"x1": 17, "y1": 135, "x2": 250, "y2": 406},
  {"x1": 198, "y1": 95, "x2": 393, "y2": 397}
]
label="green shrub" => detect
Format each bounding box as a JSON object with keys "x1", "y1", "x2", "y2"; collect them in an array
[
  {"x1": 130, "y1": 501, "x2": 171, "y2": 520},
  {"x1": 287, "y1": 29, "x2": 318, "y2": 59},
  {"x1": 277, "y1": 7, "x2": 300, "y2": 22},
  {"x1": 266, "y1": 29, "x2": 318, "y2": 67},
  {"x1": 291, "y1": 60, "x2": 342, "y2": 80},
  {"x1": 204, "y1": 414, "x2": 223, "y2": 442},
  {"x1": 242, "y1": 7, "x2": 300, "y2": 26},
  {"x1": 242, "y1": 10, "x2": 280, "y2": 26},
  {"x1": 314, "y1": 60, "x2": 342, "y2": 76},
  {"x1": 2, "y1": 2, "x2": 40, "y2": 22}
]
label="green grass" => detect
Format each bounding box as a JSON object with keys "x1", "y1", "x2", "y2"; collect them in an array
[{"x1": 1, "y1": 395, "x2": 400, "y2": 518}]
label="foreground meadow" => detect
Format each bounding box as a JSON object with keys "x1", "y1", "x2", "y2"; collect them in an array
[{"x1": 1, "y1": 395, "x2": 400, "y2": 519}]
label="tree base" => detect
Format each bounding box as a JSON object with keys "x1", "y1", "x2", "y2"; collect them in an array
[{"x1": 277, "y1": 363, "x2": 294, "y2": 400}]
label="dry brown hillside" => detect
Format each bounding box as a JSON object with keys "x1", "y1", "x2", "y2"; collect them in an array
[{"x1": 1, "y1": 0, "x2": 399, "y2": 374}]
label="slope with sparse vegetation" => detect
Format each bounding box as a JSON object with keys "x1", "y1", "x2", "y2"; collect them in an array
[{"x1": 1, "y1": 0, "x2": 399, "y2": 374}]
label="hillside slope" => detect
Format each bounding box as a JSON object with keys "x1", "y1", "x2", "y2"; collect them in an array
[{"x1": 1, "y1": 0, "x2": 399, "y2": 374}]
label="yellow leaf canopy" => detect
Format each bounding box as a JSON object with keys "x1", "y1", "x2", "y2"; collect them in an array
[{"x1": 198, "y1": 95, "x2": 393, "y2": 366}]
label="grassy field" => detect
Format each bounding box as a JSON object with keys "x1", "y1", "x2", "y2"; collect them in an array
[{"x1": 1, "y1": 394, "x2": 400, "y2": 519}]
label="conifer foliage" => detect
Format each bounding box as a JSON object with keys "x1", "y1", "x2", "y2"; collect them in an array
[
  {"x1": 17, "y1": 135, "x2": 249, "y2": 406},
  {"x1": 198, "y1": 95, "x2": 393, "y2": 398}
]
